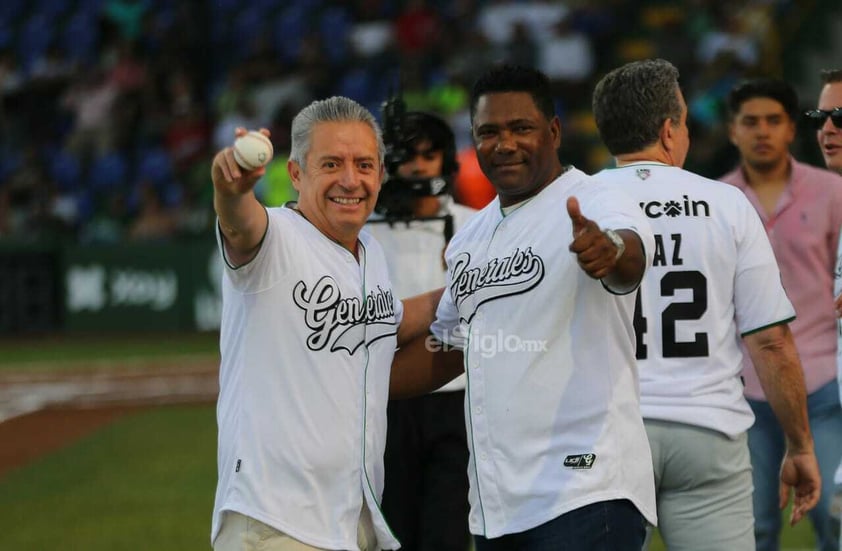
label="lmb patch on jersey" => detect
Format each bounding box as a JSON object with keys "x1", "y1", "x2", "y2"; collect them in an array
[{"x1": 564, "y1": 453, "x2": 596, "y2": 469}]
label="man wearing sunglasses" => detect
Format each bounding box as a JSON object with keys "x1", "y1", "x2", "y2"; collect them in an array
[
  {"x1": 808, "y1": 70, "x2": 842, "y2": 174},
  {"x1": 721, "y1": 78, "x2": 842, "y2": 551},
  {"x1": 812, "y1": 68, "x2": 842, "y2": 551}
]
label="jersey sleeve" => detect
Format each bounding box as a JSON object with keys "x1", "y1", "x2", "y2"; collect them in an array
[
  {"x1": 394, "y1": 291, "x2": 405, "y2": 328},
  {"x1": 733, "y1": 194, "x2": 796, "y2": 335},
  {"x1": 216, "y1": 207, "x2": 291, "y2": 293}
]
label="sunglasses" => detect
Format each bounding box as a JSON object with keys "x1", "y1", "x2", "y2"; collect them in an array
[{"x1": 804, "y1": 108, "x2": 842, "y2": 129}]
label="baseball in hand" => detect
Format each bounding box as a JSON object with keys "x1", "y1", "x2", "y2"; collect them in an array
[{"x1": 233, "y1": 131, "x2": 274, "y2": 170}]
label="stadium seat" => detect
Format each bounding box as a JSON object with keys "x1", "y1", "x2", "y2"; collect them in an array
[
  {"x1": 319, "y1": 6, "x2": 352, "y2": 63},
  {"x1": 211, "y1": 0, "x2": 240, "y2": 15},
  {"x1": 73, "y1": 188, "x2": 96, "y2": 223},
  {"x1": 149, "y1": 3, "x2": 176, "y2": 32},
  {"x1": 231, "y1": 8, "x2": 266, "y2": 60},
  {"x1": 34, "y1": 0, "x2": 73, "y2": 21},
  {"x1": 89, "y1": 151, "x2": 129, "y2": 192},
  {"x1": 135, "y1": 147, "x2": 174, "y2": 188},
  {"x1": 0, "y1": 0, "x2": 27, "y2": 24},
  {"x1": 273, "y1": 5, "x2": 309, "y2": 62},
  {"x1": 0, "y1": 149, "x2": 21, "y2": 183},
  {"x1": 62, "y1": 13, "x2": 99, "y2": 65},
  {"x1": 17, "y1": 14, "x2": 53, "y2": 74},
  {"x1": 252, "y1": 0, "x2": 283, "y2": 15},
  {"x1": 337, "y1": 68, "x2": 373, "y2": 104},
  {"x1": 0, "y1": 22, "x2": 11, "y2": 49},
  {"x1": 75, "y1": 0, "x2": 105, "y2": 18},
  {"x1": 48, "y1": 149, "x2": 83, "y2": 193},
  {"x1": 159, "y1": 182, "x2": 183, "y2": 208}
]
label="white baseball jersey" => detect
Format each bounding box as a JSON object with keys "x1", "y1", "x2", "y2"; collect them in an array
[
  {"x1": 595, "y1": 162, "x2": 796, "y2": 438},
  {"x1": 366, "y1": 201, "x2": 476, "y2": 392},
  {"x1": 430, "y1": 167, "x2": 657, "y2": 538},
  {"x1": 211, "y1": 205, "x2": 402, "y2": 551}
]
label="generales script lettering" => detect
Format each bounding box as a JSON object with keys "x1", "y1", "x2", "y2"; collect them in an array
[
  {"x1": 450, "y1": 247, "x2": 545, "y2": 323},
  {"x1": 293, "y1": 276, "x2": 397, "y2": 354}
]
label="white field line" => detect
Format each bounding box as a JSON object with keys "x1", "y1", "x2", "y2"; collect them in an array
[{"x1": 0, "y1": 362, "x2": 219, "y2": 424}]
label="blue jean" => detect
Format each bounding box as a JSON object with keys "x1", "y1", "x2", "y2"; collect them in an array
[
  {"x1": 748, "y1": 381, "x2": 842, "y2": 551},
  {"x1": 473, "y1": 499, "x2": 646, "y2": 551}
]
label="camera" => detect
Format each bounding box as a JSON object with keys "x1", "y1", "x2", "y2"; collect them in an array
[{"x1": 375, "y1": 94, "x2": 454, "y2": 220}]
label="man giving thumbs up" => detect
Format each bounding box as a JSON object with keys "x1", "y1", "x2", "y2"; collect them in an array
[{"x1": 392, "y1": 64, "x2": 657, "y2": 551}]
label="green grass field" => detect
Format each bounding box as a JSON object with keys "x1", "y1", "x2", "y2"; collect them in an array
[
  {"x1": 0, "y1": 332, "x2": 219, "y2": 371},
  {"x1": 0, "y1": 334, "x2": 821, "y2": 550},
  {"x1": 0, "y1": 405, "x2": 217, "y2": 550}
]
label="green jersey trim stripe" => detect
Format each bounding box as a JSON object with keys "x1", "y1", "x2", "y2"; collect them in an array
[{"x1": 740, "y1": 316, "x2": 796, "y2": 337}]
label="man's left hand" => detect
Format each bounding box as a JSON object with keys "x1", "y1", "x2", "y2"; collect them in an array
[{"x1": 567, "y1": 196, "x2": 620, "y2": 280}]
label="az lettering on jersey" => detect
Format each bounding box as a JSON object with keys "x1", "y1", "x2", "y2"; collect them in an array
[
  {"x1": 634, "y1": 232, "x2": 709, "y2": 360},
  {"x1": 640, "y1": 195, "x2": 710, "y2": 219},
  {"x1": 653, "y1": 234, "x2": 684, "y2": 267},
  {"x1": 293, "y1": 276, "x2": 397, "y2": 354},
  {"x1": 450, "y1": 247, "x2": 545, "y2": 324}
]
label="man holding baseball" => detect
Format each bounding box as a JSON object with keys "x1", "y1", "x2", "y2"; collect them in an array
[{"x1": 209, "y1": 96, "x2": 447, "y2": 551}]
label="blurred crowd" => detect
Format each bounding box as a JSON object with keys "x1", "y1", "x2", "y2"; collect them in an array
[{"x1": 0, "y1": 0, "x2": 824, "y2": 243}]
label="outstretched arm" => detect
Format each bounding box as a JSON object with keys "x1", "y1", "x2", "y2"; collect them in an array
[
  {"x1": 396, "y1": 287, "x2": 445, "y2": 347},
  {"x1": 390, "y1": 333, "x2": 464, "y2": 399},
  {"x1": 566, "y1": 196, "x2": 646, "y2": 292},
  {"x1": 212, "y1": 128, "x2": 270, "y2": 266},
  {"x1": 744, "y1": 323, "x2": 820, "y2": 526}
]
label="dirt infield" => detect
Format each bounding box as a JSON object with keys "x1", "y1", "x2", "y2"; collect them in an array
[{"x1": 0, "y1": 360, "x2": 218, "y2": 477}]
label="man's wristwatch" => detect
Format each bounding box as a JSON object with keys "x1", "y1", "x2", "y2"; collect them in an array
[{"x1": 604, "y1": 229, "x2": 625, "y2": 261}]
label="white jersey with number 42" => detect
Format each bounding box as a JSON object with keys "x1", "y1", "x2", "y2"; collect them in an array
[{"x1": 595, "y1": 162, "x2": 795, "y2": 438}]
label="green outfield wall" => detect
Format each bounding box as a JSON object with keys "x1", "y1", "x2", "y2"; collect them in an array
[{"x1": 0, "y1": 239, "x2": 223, "y2": 334}]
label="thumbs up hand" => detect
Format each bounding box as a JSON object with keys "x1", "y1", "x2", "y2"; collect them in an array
[{"x1": 567, "y1": 196, "x2": 623, "y2": 280}]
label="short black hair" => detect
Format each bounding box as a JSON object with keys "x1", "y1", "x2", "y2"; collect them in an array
[
  {"x1": 403, "y1": 111, "x2": 458, "y2": 176},
  {"x1": 727, "y1": 78, "x2": 799, "y2": 120},
  {"x1": 821, "y1": 69, "x2": 842, "y2": 84},
  {"x1": 470, "y1": 64, "x2": 556, "y2": 122}
]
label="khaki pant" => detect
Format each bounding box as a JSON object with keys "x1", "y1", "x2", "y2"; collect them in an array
[
  {"x1": 214, "y1": 505, "x2": 378, "y2": 551},
  {"x1": 642, "y1": 419, "x2": 754, "y2": 551}
]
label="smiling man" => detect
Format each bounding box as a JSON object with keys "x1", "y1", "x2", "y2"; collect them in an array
[
  {"x1": 209, "y1": 96, "x2": 443, "y2": 551},
  {"x1": 720, "y1": 78, "x2": 842, "y2": 551},
  {"x1": 406, "y1": 64, "x2": 658, "y2": 551}
]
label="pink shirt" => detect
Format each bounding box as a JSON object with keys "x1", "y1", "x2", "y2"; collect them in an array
[{"x1": 721, "y1": 159, "x2": 842, "y2": 398}]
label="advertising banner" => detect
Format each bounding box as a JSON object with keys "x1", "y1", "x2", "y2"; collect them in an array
[{"x1": 62, "y1": 240, "x2": 222, "y2": 332}]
